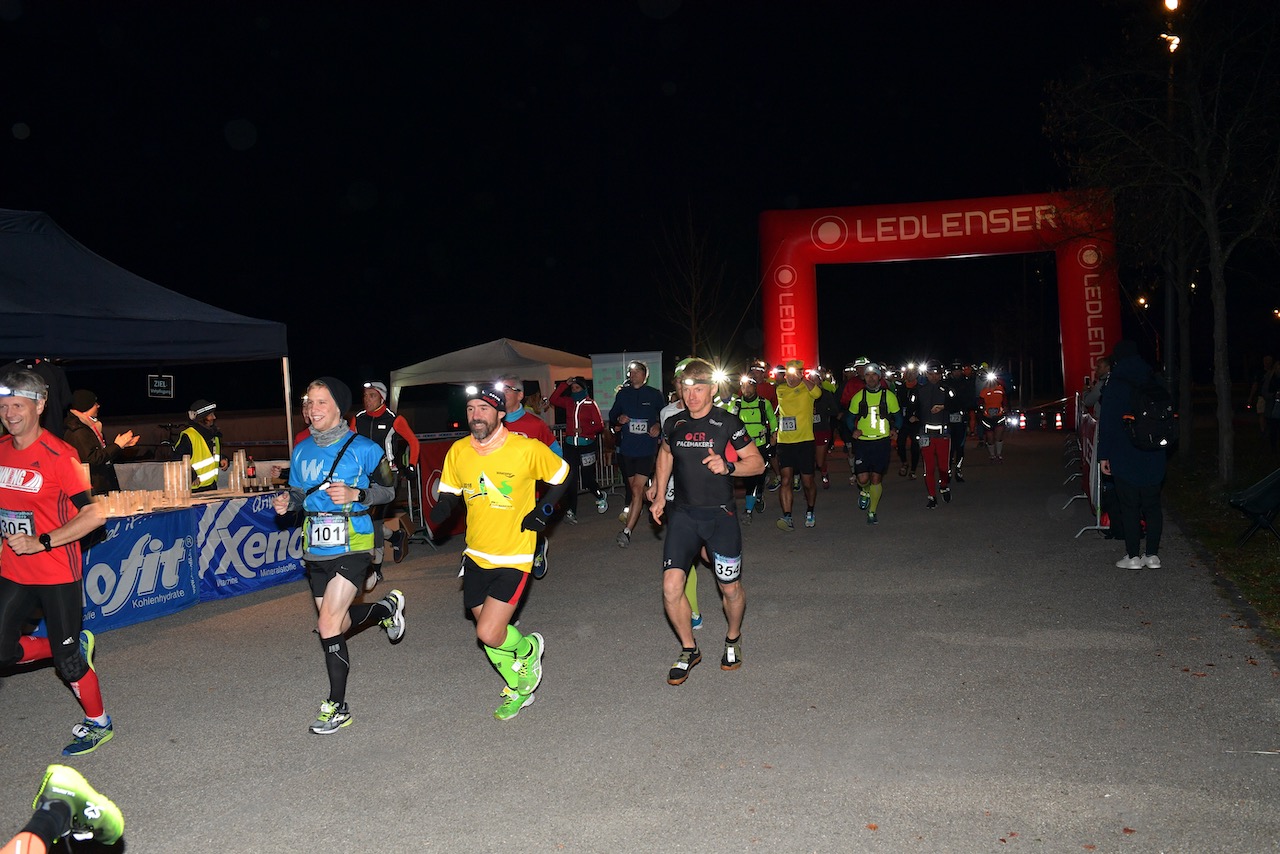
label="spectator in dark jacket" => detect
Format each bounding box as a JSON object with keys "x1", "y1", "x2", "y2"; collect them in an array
[
  {"x1": 1097, "y1": 341, "x2": 1167, "y2": 570},
  {"x1": 63, "y1": 390, "x2": 139, "y2": 494}
]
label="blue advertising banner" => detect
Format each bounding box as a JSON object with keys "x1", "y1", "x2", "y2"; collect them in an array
[
  {"x1": 195, "y1": 494, "x2": 305, "y2": 601},
  {"x1": 82, "y1": 508, "x2": 201, "y2": 634}
]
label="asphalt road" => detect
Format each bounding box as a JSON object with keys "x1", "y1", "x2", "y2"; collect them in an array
[{"x1": 3, "y1": 431, "x2": 1277, "y2": 853}]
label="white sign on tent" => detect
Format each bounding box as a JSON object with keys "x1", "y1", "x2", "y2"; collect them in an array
[{"x1": 591, "y1": 351, "x2": 663, "y2": 415}]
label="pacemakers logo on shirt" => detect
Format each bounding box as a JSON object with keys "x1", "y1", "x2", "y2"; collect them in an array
[{"x1": 0, "y1": 466, "x2": 42, "y2": 493}]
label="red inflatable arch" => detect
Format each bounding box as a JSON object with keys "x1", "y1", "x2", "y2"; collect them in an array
[{"x1": 759, "y1": 192, "x2": 1121, "y2": 426}]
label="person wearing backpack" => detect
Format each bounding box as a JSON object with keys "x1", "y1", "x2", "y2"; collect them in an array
[{"x1": 1097, "y1": 341, "x2": 1168, "y2": 570}]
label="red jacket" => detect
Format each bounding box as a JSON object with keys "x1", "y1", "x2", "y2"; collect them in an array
[{"x1": 550, "y1": 381, "x2": 605, "y2": 442}]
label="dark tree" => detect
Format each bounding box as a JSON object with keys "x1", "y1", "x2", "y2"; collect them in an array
[{"x1": 1046, "y1": 0, "x2": 1280, "y2": 482}]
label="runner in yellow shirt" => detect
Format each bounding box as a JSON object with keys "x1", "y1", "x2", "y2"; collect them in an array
[{"x1": 773, "y1": 359, "x2": 822, "y2": 531}]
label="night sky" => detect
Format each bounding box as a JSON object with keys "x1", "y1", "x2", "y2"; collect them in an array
[{"x1": 4, "y1": 1, "x2": 1168, "y2": 414}]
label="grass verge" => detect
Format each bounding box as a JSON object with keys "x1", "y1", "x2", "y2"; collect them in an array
[{"x1": 1164, "y1": 407, "x2": 1280, "y2": 642}]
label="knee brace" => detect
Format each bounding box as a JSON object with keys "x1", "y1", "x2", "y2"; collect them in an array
[{"x1": 54, "y1": 648, "x2": 89, "y2": 683}]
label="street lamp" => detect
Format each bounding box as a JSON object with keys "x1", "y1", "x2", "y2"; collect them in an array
[{"x1": 1160, "y1": 0, "x2": 1183, "y2": 395}]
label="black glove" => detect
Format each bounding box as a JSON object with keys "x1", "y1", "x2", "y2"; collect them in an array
[{"x1": 521, "y1": 503, "x2": 554, "y2": 532}]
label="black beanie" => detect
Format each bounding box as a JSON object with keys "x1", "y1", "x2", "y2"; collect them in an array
[
  {"x1": 71, "y1": 389, "x2": 98, "y2": 412},
  {"x1": 314, "y1": 377, "x2": 352, "y2": 415}
]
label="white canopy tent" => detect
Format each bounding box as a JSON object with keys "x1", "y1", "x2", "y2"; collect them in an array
[{"x1": 390, "y1": 338, "x2": 592, "y2": 421}]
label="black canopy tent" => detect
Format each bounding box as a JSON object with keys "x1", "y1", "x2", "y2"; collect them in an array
[{"x1": 0, "y1": 209, "x2": 295, "y2": 439}]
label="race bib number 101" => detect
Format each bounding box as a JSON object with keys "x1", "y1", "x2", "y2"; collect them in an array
[{"x1": 307, "y1": 513, "x2": 348, "y2": 548}]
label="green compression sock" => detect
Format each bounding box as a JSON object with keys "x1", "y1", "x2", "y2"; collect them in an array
[
  {"x1": 483, "y1": 625, "x2": 527, "y2": 689},
  {"x1": 685, "y1": 566, "x2": 700, "y2": 615},
  {"x1": 869, "y1": 482, "x2": 884, "y2": 512}
]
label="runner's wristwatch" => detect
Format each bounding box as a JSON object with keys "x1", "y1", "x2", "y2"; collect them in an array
[{"x1": 39, "y1": 533, "x2": 53, "y2": 551}]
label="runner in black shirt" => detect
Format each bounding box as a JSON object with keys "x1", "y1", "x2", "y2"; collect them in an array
[{"x1": 650, "y1": 359, "x2": 764, "y2": 686}]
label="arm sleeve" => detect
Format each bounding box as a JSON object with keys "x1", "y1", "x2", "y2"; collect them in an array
[
  {"x1": 428, "y1": 491, "x2": 461, "y2": 526},
  {"x1": 393, "y1": 416, "x2": 420, "y2": 465},
  {"x1": 363, "y1": 481, "x2": 395, "y2": 505},
  {"x1": 539, "y1": 477, "x2": 572, "y2": 512}
]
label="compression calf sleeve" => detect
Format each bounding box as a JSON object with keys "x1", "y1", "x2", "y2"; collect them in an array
[
  {"x1": 685, "y1": 566, "x2": 700, "y2": 615},
  {"x1": 320, "y1": 634, "x2": 350, "y2": 704},
  {"x1": 869, "y1": 482, "x2": 883, "y2": 512},
  {"x1": 483, "y1": 625, "x2": 527, "y2": 690},
  {"x1": 18, "y1": 635, "x2": 51, "y2": 665},
  {"x1": 348, "y1": 599, "x2": 391, "y2": 626},
  {"x1": 70, "y1": 665, "x2": 105, "y2": 719}
]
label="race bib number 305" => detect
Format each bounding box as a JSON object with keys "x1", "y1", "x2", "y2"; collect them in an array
[
  {"x1": 307, "y1": 513, "x2": 348, "y2": 548},
  {"x1": 0, "y1": 508, "x2": 35, "y2": 537}
]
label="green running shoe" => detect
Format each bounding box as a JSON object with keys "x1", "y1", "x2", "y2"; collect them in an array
[
  {"x1": 858, "y1": 490, "x2": 870, "y2": 511},
  {"x1": 667, "y1": 648, "x2": 701, "y2": 685},
  {"x1": 514, "y1": 632, "x2": 544, "y2": 696},
  {"x1": 62, "y1": 717, "x2": 113, "y2": 756},
  {"x1": 309, "y1": 700, "x2": 352, "y2": 734},
  {"x1": 721, "y1": 637, "x2": 743, "y2": 671},
  {"x1": 379, "y1": 589, "x2": 406, "y2": 643},
  {"x1": 34, "y1": 764, "x2": 124, "y2": 844},
  {"x1": 495, "y1": 686, "x2": 535, "y2": 721}
]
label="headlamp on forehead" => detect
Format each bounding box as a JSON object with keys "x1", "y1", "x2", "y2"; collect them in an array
[
  {"x1": 0, "y1": 385, "x2": 45, "y2": 401},
  {"x1": 740, "y1": 375, "x2": 755, "y2": 385},
  {"x1": 681, "y1": 376, "x2": 715, "y2": 387},
  {"x1": 711, "y1": 368, "x2": 728, "y2": 384}
]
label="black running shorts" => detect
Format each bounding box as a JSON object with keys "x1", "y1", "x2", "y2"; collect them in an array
[
  {"x1": 661, "y1": 504, "x2": 743, "y2": 583},
  {"x1": 776, "y1": 440, "x2": 815, "y2": 474},
  {"x1": 619, "y1": 453, "x2": 656, "y2": 480},
  {"x1": 462, "y1": 555, "x2": 529, "y2": 609},
  {"x1": 306, "y1": 553, "x2": 372, "y2": 598},
  {"x1": 853, "y1": 437, "x2": 892, "y2": 475}
]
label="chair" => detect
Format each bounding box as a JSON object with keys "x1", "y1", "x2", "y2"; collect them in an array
[{"x1": 1228, "y1": 467, "x2": 1280, "y2": 547}]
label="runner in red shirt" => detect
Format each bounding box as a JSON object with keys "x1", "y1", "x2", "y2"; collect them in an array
[{"x1": 0, "y1": 369, "x2": 112, "y2": 756}]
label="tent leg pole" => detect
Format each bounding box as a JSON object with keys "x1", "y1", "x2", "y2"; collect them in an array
[{"x1": 282, "y1": 356, "x2": 294, "y2": 450}]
